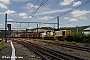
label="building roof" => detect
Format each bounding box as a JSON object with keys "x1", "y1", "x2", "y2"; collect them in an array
[
  {"x1": 84, "y1": 27, "x2": 90, "y2": 30},
  {"x1": 33, "y1": 29, "x2": 51, "y2": 32}
]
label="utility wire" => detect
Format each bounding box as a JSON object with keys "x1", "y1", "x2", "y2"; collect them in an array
[
  {"x1": 60, "y1": 14, "x2": 90, "y2": 26},
  {"x1": 63, "y1": 18, "x2": 90, "y2": 27},
  {"x1": 7, "y1": 0, "x2": 48, "y2": 29},
  {"x1": 8, "y1": 0, "x2": 40, "y2": 24},
  {"x1": 27, "y1": 0, "x2": 48, "y2": 21},
  {"x1": 22, "y1": 0, "x2": 40, "y2": 22},
  {"x1": 61, "y1": 13, "x2": 90, "y2": 24},
  {"x1": 51, "y1": 4, "x2": 69, "y2": 17},
  {"x1": 59, "y1": 0, "x2": 90, "y2": 17},
  {"x1": 22, "y1": 0, "x2": 48, "y2": 28},
  {"x1": 43, "y1": 0, "x2": 88, "y2": 27},
  {"x1": 44, "y1": 17, "x2": 57, "y2": 23},
  {"x1": 58, "y1": 0, "x2": 90, "y2": 25},
  {"x1": 8, "y1": 0, "x2": 40, "y2": 28},
  {"x1": 22, "y1": 0, "x2": 48, "y2": 22}
]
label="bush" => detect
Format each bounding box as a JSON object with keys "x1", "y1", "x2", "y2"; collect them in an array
[
  {"x1": 72, "y1": 33, "x2": 90, "y2": 43},
  {"x1": 73, "y1": 33, "x2": 84, "y2": 42},
  {"x1": 87, "y1": 34, "x2": 90, "y2": 43}
]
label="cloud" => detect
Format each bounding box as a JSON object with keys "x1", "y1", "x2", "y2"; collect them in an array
[
  {"x1": 7, "y1": 19, "x2": 14, "y2": 21},
  {"x1": 0, "y1": 0, "x2": 10, "y2": 4},
  {"x1": 40, "y1": 24, "x2": 51, "y2": 27},
  {"x1": 5, "y1": 10, "x2": 16, "y2": 14},
  {"x1": 0, "y1": 3, "x2": 8, "y2": 9},
  {"x1": 69, "y1": 18, "x2": 78, "y2": 22},
  {"x1": 64, "y1": 17, "x2": 69, "y2": 20},
  {"x1": 66, "y1": 24, "x2": 75, "y2": 27},
  {"x1": 19, "y1": 12, "x2": 32, "y2": 19},
  {"x1": 71, "y1": 10, "x2": 90, "y2": 17},
  {"x1": 73, "y1": 1, "x2": 81, "y2": 6},
  {"x1": 0, "y1": 12, "x2": 4, "y2": 14},
  {"x1": 12, "y1": 0, "x2": 29, "y2": 2},
  {"x1": 38, "y1": 16, "x2": 53, "y2": 20},
  {"x1": 19, "y1": 13, "x2": 27, "y2": 17},
  {"x1": 27, "y1": 3, "x2": 39, "y2": 9},
  {"x1": 64, "y1": 10, "x2": 90, "y2": 22},
  {"x1": 64, "y1": 17, "x2": 78, "y2": 22},
  {"x1": 61, "y1": 23, "x2": 75, "y2": 27},
  {"x1": 23, "y1": 3, "x2": 39, "y2": 10},
  {"x1": 78, "y1": 16, "x2": 89, "y2": 20},
  {"x1": 23, "y1": 3, "x2": 70, "y2": 16},
  {"x1": 60, "y1": 0, "x2": 74, "y2": 5},
  {"x1": 36, "y1": 8, "x2": 71, "y2": 16}
]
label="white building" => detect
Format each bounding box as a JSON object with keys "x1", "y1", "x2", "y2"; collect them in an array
[{"x1": 83, "y1": 27, "x2": 90, "y2": 35}]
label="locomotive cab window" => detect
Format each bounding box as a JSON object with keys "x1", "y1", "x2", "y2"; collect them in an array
[{"x1": 62, "y1": 31, "x2": 65, "y2": 36}]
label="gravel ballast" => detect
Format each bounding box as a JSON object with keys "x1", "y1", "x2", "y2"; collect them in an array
[
  {"x1": 29, "y1": 39, "x2": 90, "y2": 60},
  {"x1": 13, "y1": 42, "x2": 42, "y2": 60},
  {"x1": 0, "y1": 41, "x2": 12, "y2": 60}
]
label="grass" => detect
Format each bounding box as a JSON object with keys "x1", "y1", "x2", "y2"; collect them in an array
[
  {"x1": 55, "y1": 40, "x2": 59, "y2": 42},
  {"x1": 0, "y1": 41, "x2": 5, "y2": 51},
  {"x1": 63, "y1": 40, "x2": 76, "y2": 45}
]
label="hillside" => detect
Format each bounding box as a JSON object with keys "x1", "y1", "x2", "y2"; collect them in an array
[
  {"x1": 32, "y1": 25, "x2": 90, "y2": 33},
  {"x1": 61, "y1": 25, "x2": 90, "y2": 33}
]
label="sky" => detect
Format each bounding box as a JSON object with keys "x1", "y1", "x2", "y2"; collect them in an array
[{"x1": 0, "y1": 0, "x2": 90, "y2": 30}]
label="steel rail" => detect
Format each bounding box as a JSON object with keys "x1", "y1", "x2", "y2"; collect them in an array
[
  {"x1": 41, "y1": 41, "x2": 90, "y2": 52},
  {"x1": 12, "y1": 40, "x2": 87, "y2": 60}
]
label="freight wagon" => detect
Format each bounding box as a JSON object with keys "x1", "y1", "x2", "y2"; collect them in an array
[{"x1": 20, "y1": 30, "x2": 72, "y2": 40}]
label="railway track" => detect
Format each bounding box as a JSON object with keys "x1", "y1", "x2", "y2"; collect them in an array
[
  {"x1": 12, "y1": 40, "x2": 87, "y2": 60},
  {"x1": 41, "y1": 41, "x2": 90, "y2": 52}
]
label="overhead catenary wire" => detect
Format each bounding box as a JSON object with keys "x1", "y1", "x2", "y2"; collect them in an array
[
  {"x1": 59, "y1": 0, "x2": 90, "y2": 17},
  {"x1": 50, "y1": 0, "x2": 85, "y2": 18},
  {"x1": 25, "y1": 0, "x2": 48, "y2": 21},
  {"x1": 8, "y1": 0, "x2": 48, "y2": 28},
  {"x1": 8, "y1": 0, "x2": 40, "y2": 22},
  {"x1": 22, "y1": 0, "x2": 40, "y2": 22},
  {"x1": 7, "y1": 0, "x2": 90, "y2": 29},
  {"x1": 44, "y1": 17, "x2": 57, "y2": 23},
  {"x1": 8, "y1": 0, "x2": 40, "y2": 28},
  {"x1": 51, "y1": 4, "x2": 70, "y2": 17},
  {"x1": 43, "y1": 0, "x2": 89, "y2": 25},
  {"x1": 45, "y1": 0, "x2": 71, "y2": 24},
  {"x1": 20, "y1": 0, "x2": 48, "y2": 22},
  {"x1": 69, "y1": 15, "x2": 90, "y2": 24},
  {"x1": 60, "y1": 18, "x2": 90, "y2": 28},
  {"x1": 60, "y1": 12, "x2": 90, "y2": 24},
  {"x1": 58, "y1": 0, "x2": 90, "y2": 26},
  {"x1": 39, "y1": 17, "x2": 57, "y2": 28},
  {"x1": 60, "y1": 14, "x2": 90, "y2": 27},
  {"x1": 21, "y1": 0, "x2": 48, "y2": 28}
]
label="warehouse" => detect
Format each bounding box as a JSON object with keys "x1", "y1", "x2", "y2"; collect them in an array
[{"x1": 83, "y1": 27, "x2": 90, "y2": 35}]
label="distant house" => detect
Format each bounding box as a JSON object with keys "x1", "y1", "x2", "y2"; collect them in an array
[{"x1": 82, "y1": 27, "x2": 90, "y2": 35}]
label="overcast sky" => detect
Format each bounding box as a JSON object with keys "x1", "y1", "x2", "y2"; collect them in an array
[{"x1": 0, "y1": 0, "x2": 90, "y2": 29}]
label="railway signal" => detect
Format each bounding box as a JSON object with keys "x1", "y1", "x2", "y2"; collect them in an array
[{"x1": 7, "y1": 24, "x2": 11, "y2": 31}]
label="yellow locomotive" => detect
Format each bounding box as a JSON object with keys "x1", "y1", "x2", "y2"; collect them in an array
[{"x1": 40, "y1": 30, "x2": 72, "y2": 40}]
